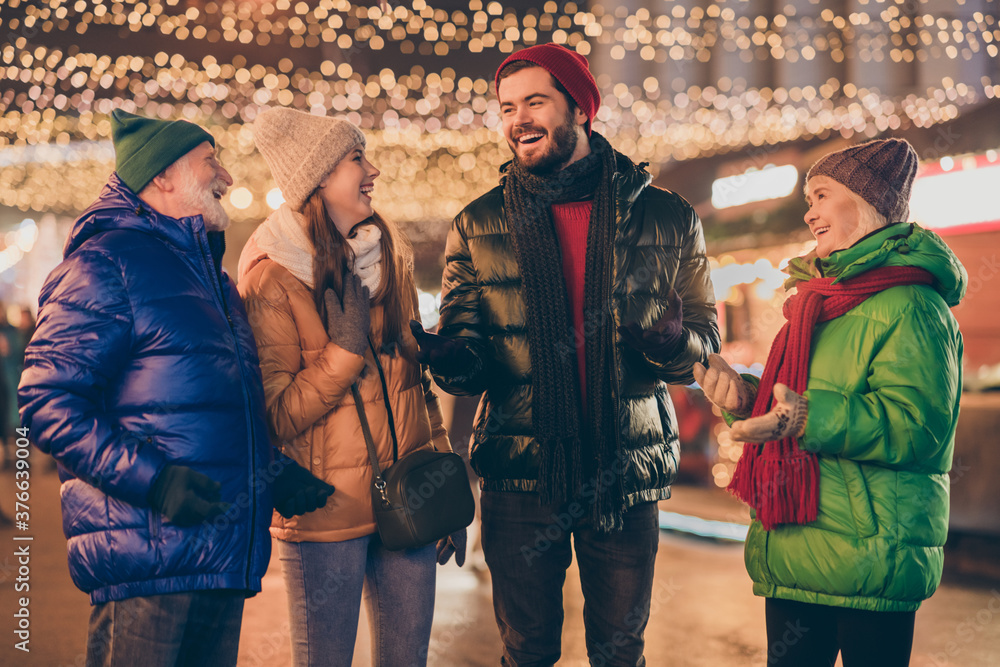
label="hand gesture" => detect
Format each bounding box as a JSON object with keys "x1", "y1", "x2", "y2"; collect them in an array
[
  {"x1": 148, "y1": 465, "x2": 230, "y2": 526},
  {"x1": 692, "y1": 354, "x2": 757, "y2": 419},
  {"x1": 271, "y1": 460, "x2": 336, "y2": 519},
  {"x1": 324, "y1": 272, "x2": 370, "y2": 356},
  {"x1": 436, "y1": 528, "x2": 467, "y2": 567},
  {"x1": 730, "y1": 383, "x2": 808, "y2": 443},
  {"x1": 409, "y1": 320, "x2": 476, "y2": 376},
  {"x1": 618, "y1": 289, "x2": 684, "y2": 357}
]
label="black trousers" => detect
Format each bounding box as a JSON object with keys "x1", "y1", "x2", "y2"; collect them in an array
[
  {"x1": 764, "y1": 597, "x2": 915, "y2": 667},
  {"x1": 480, "y1": 492, "x2": 660, "y2": 667}
]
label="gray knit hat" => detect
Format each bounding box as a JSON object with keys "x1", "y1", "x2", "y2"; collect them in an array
[
  {"x1": 806, "y1": 138, "x2": 918, "y2": 223},
  {"x1": 253, "y1": 107, "x2": 366, "y2": 211}
]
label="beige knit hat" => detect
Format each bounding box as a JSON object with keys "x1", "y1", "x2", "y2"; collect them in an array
[
  {"x1": 252, "y1": 107, "x2": 366, "y2": 211},
  {"x1": 806, "y1": 138, "x2": 918, "y2": 223}
]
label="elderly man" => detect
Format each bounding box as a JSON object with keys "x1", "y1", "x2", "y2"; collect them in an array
[
  {"x1": 411, "y1": 44, "x2": 719, "y2": 666},
  {"x1": 18, "y1": 110, "x2": 332, "y2": 667}
]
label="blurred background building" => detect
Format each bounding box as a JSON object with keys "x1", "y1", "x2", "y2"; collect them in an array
[{"x1": 1, "y1": 0, "x2": 999, "y2": 572}]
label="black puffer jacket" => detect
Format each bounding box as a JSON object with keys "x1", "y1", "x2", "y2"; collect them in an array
[{"x1": 433, "y1": 155, "x2": 720, "y2": 507}]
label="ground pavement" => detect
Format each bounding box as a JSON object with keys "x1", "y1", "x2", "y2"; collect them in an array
[{"x1": 1, "y1": 461, "x2": 997, "y2": 666}]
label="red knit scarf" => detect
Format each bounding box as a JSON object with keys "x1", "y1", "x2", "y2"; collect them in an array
[{"x1": 728, "y1": 266, "x2": 934, "y2": 530}]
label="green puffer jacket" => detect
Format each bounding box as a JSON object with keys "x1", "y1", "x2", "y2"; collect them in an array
[
  {"x1": 433, "y1": 154, "x2": 720, "y2": 508},
  {"x1": 743, "y1": 222, "x2": 966, "y2": 612}
]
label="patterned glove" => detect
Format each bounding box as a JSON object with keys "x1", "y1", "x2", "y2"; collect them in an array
[
  {"x1": 618, "y1": 289, "x2": 685, "y2": 358},
  {"x1": 436, "y1": 528, "x2": 467, "y2": 567},
  {"x1": 730, "y1": 383, "x2": 808, "y2": 443},
  {"x1": 409, "y1": 321, "x2": 477, "y2": 377},
  {"x1": 692, "y1": 353, "x2": 757, "y2": 419},
  {"x1": 148, "y1": 465, "x2": 229, "y2": 526}
]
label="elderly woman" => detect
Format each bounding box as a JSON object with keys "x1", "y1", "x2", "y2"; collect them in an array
[{"x1": 694, "y1": 138, "x2": 966, "y2": 667}]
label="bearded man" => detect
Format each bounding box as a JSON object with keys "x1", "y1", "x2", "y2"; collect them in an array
[
  {"x1": 410, "y1": 45, "x2": 720, "y2": 666},
  {"x1": 19, "y1": 110, "x2": 332, "y2": 666}
]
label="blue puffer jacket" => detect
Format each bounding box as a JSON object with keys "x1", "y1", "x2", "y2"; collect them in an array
[{"x1": 18, "y1": 174, "x2": 274, "y2": 604}]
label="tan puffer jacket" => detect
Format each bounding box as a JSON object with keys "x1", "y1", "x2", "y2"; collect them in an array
[{"x1": 238, "y1": 257, "x2": 450, "y2": 543}]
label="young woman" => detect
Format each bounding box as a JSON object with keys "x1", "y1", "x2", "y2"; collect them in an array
[
  {"x1": 238, "y1": 107, "x2": 462, "y2": 666},
  {"x1": 694, "y1": 138, "x2": 966, "y2": 667}
]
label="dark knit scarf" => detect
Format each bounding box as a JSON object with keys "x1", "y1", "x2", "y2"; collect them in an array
[
  {"x1": 503, "y1": 131, "x2": 624, "y2": 531},
  {"x1": 728, "y1": 266, "x2": 935, "y2": 530}
]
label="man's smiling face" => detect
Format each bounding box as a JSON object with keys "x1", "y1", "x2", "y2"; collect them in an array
[{"x1": 498, "y1": 66, "x2": 587, "y2": 175}]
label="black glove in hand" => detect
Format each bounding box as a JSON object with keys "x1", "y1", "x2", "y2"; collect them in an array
[
  {"x1": 436, "y1": 528, "x2": 467, "y2": 567},
  {"x1": 272, "y1": 460, "x2": 335, "y2": 519},
  {"x1": 618, "y1": 288, "x2": 685, "y2": 357},
  {"x1": 409, "y1": 321, "x2": 476, "y2": 377},
  {"x1": 148, "y1": 465, "x2": 229, "y2": 526},
  {"x1": 324, "y1": 272, "x2": 370, "y2": 357}
]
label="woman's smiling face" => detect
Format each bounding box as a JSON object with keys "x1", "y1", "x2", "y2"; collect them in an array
[
  {"x1": 319, "y1": 144, "x2": 380, "y2": 238},
  {"x1": 803, "y1": 175, "x2": 866, "y2": 258}
]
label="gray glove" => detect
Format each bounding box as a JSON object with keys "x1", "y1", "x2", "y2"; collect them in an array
[{"x1": 323, "y1": 273, "x2": 370, "y2": 356}]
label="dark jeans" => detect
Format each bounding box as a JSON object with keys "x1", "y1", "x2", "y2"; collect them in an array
[
  {"x1": 481, "y1": 491, "x2": 659, "y2": 667},
  {"x1": 764, "y1": 597, "x2": 915, "y2": 667},
  {"x1": 86, "y1": 590, "x2": 245, "y2": 667}
]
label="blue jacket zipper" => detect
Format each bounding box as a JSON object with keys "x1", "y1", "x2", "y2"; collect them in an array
[{"x1": 196, "y1": 230, "x2": 258, "y2": 590}]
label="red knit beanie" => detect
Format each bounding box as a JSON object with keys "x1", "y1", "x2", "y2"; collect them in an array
[{"x1": 495, "y1": 44, "x2": 601, "y2": 135}]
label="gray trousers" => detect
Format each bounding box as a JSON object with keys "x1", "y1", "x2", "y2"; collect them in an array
[{"x1": 86, "y1": 590, "x2": 245, "y2": 667}]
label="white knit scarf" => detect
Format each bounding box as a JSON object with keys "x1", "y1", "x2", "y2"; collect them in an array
[
  {"x1": 345, "y1": 223, "x2": 382, "y2": 294},
  {"x1": 251, "y1": 203, "x2": 382, "y2": 293}
]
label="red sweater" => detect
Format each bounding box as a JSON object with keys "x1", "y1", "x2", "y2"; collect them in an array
[{"x1": 551, "y1": 200, "x2": 593, "y2": 397}]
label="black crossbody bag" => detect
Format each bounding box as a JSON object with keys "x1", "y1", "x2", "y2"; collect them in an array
[{"x1": 350, "y1": 338, "x2": 474, "y2": 551}]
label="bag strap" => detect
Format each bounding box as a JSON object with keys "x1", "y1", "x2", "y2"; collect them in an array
[
  {"x1": 351, "y1": 382, "x2": 391, "y2": 507},
  {"x1": 368, "y1": 337, "x2": 400, "y2": 462}
]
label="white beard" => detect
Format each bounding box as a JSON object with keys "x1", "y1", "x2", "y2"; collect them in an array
[{"x1": 178, "y1": 168, "x2": 231, "y2": 231}]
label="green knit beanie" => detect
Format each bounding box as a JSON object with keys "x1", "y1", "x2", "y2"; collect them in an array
[{"x1": 111, "y1": 109, "x2": 216, "y2": 194}]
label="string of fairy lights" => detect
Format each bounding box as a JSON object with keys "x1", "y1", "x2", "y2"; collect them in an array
[
  {"x1": 1, "y1": 0, "x2": 998, "y2": 223},
  {"x1": 8, "y1": 0, "x2": 1000, "y2": 62}
]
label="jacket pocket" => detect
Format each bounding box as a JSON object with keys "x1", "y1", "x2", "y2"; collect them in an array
[{"x1": 838, "y1": 459, "x2": 878, "y2": 538}]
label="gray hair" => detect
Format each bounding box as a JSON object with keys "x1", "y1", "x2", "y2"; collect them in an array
[{"x1": 845, "y1": 188, "x2": 888, "y2": 233}]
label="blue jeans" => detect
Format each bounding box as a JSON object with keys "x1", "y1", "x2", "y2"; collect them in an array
[
  {"x1": 481, "y1": 492, "x2": 660, "y2": 667},
  {"x1": 277, "y1": 534, "x2": 436, "y2": 667},
  {"x1": 86, "y1": 590, "x2": 245, "y2": 667}
]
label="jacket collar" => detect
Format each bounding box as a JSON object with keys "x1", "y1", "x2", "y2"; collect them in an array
[
  {"x1": 784, "y1": 222, "x2": 967, "y2": 307},
  {"x1": 64, "y1": 173, "x2": 223, "y2": 264},
  {"x1": 612, "y1": 153, "x2": 653, "y2": 204}
]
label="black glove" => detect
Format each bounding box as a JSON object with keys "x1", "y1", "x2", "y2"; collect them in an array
[
  {"x1": 618, "y1": 289, "x2": 685, "y2": 358},
  {"x1": 436, "y1": 528, "x2": 467, "y2": 567},
  {"x1": 272, "y1": 460, "x2": 336, "y2": 519},
  {"x1": 409, "y1": 321, "x2": 477, "y2": 376},
  {"x1": 148, "y1": 465, "x2": 229, "y2": 526},
  {"x1": 324, "y1": 272, "x2": 370, "y2": 356}
]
